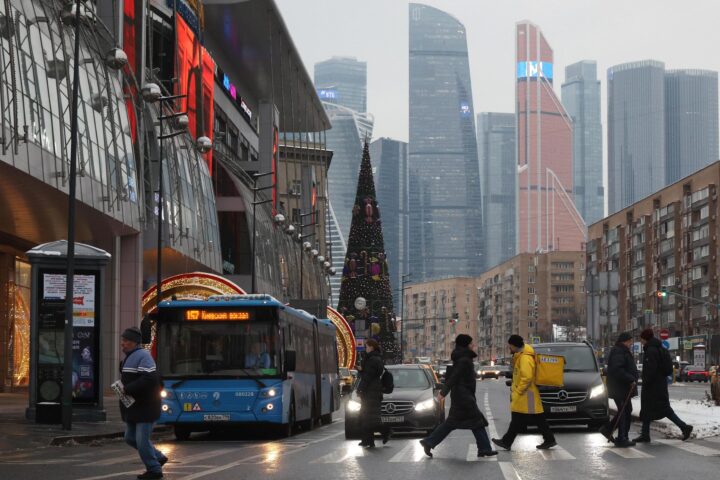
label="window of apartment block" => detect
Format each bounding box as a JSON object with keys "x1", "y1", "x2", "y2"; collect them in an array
[
  {"x1": 528, "y1": 276, "x2": 535, "y2": 284},
  {"x1": 528, "y1": 265, "x2": 535, "y2": 273},
  {"x1": 692, "y1": 225, "x2": 709, "y2": 242},
  {"x1": 528, "y1": 287, "x2": 535, "y2": 294}
]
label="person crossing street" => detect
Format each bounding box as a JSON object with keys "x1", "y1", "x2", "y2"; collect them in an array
[
  {"x1": 355, "y1": 339, "x2": 390, "y2": 448},
  {"x1": 599, "y1": 332, "x2": 639, "y2": 447},
  {"x1": 419, "y1": 334, "x2": 497, "y2": 458},
  {"x1": 492, "y1": 335, "x2": 557, "y2": 451}
]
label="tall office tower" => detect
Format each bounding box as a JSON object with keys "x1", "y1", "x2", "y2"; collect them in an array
[
  {"x1": 477, "y1": 113, "x2": 516, "y2": 269},
  {"x1": 516, "y1": 21, "x2": 585, "y2": 253},
  {"x1": 409, "y1": 3, "x2": 483, "y2": 281},
  {"x1": 315, "y1": 57, "x2": 368, "y2": 113},
  {"x1": 370, "y1": 138, "x2": 409, "y2": 308},
  {"x1": 326, "y1": 202, "x2": 347, "y2": 307},
  {"x1": 665, "y1": 69, "x2": 719, "y2": 184},
  {"x1": 562, "y1": 61, "x2": 604, "y2": 225},
  {"x1": 607, "y1": 60, "x2": 666, "y2": 214}
]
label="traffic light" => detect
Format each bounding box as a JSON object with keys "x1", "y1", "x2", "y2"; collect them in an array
[
  {"x1": 449, "y1": 313, "x2": 459, "y2": 324},
  {"x1": 656, "y1": 288, "x2": 667, "y2": 299}
]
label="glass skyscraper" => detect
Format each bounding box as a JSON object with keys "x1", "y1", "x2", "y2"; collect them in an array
[
  {"x1": 477, "y1": 113, "x2": 516, "y2": 270},
  {"x1": 607, "y1": 60, "x2": 666, "y2": 214},
  {"x1": 409, "y1": 3, "x2": 483, "y2": 281},
  {"x1": 665, "y1": 69, "x2": 719, "y2": 184},
  {"x1": 562, "y1": 61, "x2": 604, "y2": 225},
  {"x1": 315, "y1": 57, "x2": 368, "y2": 114},
  {"x1": 370, "y1": 138, "x2": 409, "y2": 308}
]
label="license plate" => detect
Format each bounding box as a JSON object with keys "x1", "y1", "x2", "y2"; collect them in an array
[
  {"x1": 381, "y1": 416, "x2": 404, "y2": 423},
  {"x1": 550, "y1": 406, "x2": 577, "y2": 413},
  {"x1": 203, "y1": 414, "x2": 230, "y2": 421}
]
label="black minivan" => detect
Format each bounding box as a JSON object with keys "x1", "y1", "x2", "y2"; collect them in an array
[{"x1": 532, "y1": 341, "x2": 609, "y2": 430}]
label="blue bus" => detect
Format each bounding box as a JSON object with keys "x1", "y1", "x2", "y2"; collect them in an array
[{"x1": 153, "y1": 294, "x2": 340, "y2": 439}]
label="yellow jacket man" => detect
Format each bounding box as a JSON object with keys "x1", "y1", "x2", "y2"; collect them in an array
[
  {"x1": 492, "y1": 335, "x2": 557, "y2": 451},
  {"x1": 510, "y1": 343, "x2": 544, "y2": 414}
]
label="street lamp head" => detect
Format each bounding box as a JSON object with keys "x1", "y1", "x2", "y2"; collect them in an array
[
  {"x1": 61, "y1": 2, "x2": 94, "y2": 26},
  {"x1": 294, "y1": 233, "x2": 302, "y2": 243},
  {"x1": 175, "y1": 114, "x2": 190, "y2": 129},
  {"x1": 141, "y1": 83, "x2": 161, "y2": 102},
  {"x1": 273, "y1": 213, "x2": 286, "y2": 225},
  {"x1": 311, "y1": 249, "x2": 319, "y2": 258},
  {"x1": 196, "y1": 136, "x2": 212, "y2": 154},
  {"x1": 303, "y1": 241, "x2": 312, "y2": 251},
  {"x1": 329, "y1": 267, "x2": 336, "y2": 276},
  {"x1": 317, "y1": 255, "x2": 325, "y2": 264},
  {"x1": 323, "y1": 261, "x2": 331, "y2": 269},
  {"x1": 105, "y1": 48, "x2": 128, "y2": 70},
  {"x1": 285, "y1": 224, "x2": 296, "y2": 235}
]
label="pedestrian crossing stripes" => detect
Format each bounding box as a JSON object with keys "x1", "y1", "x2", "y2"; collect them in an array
[
  {"x1": 466, "y1": 444, "x2": 498, "y2": 462},
  {"x1": 537, "y1": 446, "x2": 575, "y2": 460},
  {"x1": 605, "y1": 446, "x2": 653, "y2": 459},
  {"x1": 655, "y1": 439, "x2": 720, "y2": 456}
]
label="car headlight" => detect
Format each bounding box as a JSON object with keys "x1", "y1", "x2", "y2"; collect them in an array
[
  {"x1": 414, "y1": 398, "x2": 435, "y2": 412},
  {"x1": 260, "y1": 388, "x2": 277, "y2": 398},
  {"x1": 589, "y1": 384, "x2": 606, "y2": 399},
  {"x1": 347, "y1": 399, "x2": 362, "y2": 412}
]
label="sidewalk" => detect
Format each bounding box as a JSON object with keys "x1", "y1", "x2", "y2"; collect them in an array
[
  {"x1": 610, "y1": 396, "x2": 720, "y2": 439},
  {"x1": 0, "y1": 392, "x2": 169, "y2": 453}
]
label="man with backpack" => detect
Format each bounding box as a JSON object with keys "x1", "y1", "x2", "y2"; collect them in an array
[
  {"x1": 356, "y1": 339, "x2": 390, "y2": 447},
  {"x1": 633, "y1": 328, "x2": 693, "y2": 443},
  {"x1": 419, "y1": 334, "x2": 496, "y2": 458}
]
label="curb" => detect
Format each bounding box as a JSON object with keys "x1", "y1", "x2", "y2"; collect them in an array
[{"x1": 50, "y1": 425, "x2": 172, "y2": 446}]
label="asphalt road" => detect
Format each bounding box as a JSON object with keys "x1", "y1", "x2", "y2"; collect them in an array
[{"x1": 1, "y1": 379, "x2": 718, "y2": 480}]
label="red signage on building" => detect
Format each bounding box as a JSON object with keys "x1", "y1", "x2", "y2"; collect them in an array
[{"x1": 659, "y1": 329, "x2": 670, "y2": 340}]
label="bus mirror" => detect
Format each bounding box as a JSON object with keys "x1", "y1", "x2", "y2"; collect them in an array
[
  {"x1": 140, "y1": 314, "x2": 155, "y2": 344},
  {"x1": 285, "y1": 350, "x2": 297, "y2": 372}
]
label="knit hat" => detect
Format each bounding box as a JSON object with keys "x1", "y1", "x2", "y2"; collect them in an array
[
  {"x1": 640, "y1": 328, "x2": 654, "y2": 341},
  {"x1": 616, "y1": 332, "x2": 633, "y2": 343},
  {"x1": 121, "y1": 326, "x2": 142, "y2": 344},
  {"x1": 508, "y1": 334, "x2": 524, "y2": 348},
  {"x1": 455, "y1": 334, "x2": 473, "y2": 347}
]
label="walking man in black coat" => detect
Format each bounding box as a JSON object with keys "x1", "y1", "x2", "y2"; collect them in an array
[
  {"x1": 356, "y1": 339, "x2": 390, "y2": 447},
  {"x1": 633, "y1": 328, "x2": 693, "y2": 443},
  {"x1": 419, "y1": 334, "x2": 497, "y2": 458},
  {"x1": 599, "y1": 332, "x2": 639, "y2": 447}
]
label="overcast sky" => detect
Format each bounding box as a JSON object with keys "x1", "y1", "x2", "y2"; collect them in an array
[{"x1": 277, "y1": 0, "x2": 720, "y2": 145}]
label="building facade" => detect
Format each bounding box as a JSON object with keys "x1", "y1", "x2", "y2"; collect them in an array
[
  {"x1": 665, "y1": 69, "x2": 719, "y2": 185},
  {"x1": 409, "y1": 3, "x2": 483, "y2": 281},
  {"x1": 516, "y1": 21, "x2": 585, "y2": 254},
  {"x1": 477, "y1": 112, "x2": 516, "y2": 270},
  {"x1": 370, "y1": 138, "x2": 409, "y2": 309},
  {"x1": 587, "y1": 162, "x2": 720, "y2": 363},
  {"x1": 561, "y1": 61, "x2": 604, "y2": 225},
  {"x1": 607, "y1": 60, "x2": 666, "y2": 214},
  {"x1": 476, "y1": 251, "x2": 586, "y2": 363},
  {"x1": 403, "y1": 278, "x2": 479, "y2": 363},
  {"x1": 314, "y1": 56, "x2": 367, "y2": 114}
]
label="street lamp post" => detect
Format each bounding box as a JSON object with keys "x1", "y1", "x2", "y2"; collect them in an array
[
  {"x1": 250, "y1": 171, "x2": 274, "y2": 293},
  {"x1": 400, "y1": 273, "x2": 412, "y2": 363}
]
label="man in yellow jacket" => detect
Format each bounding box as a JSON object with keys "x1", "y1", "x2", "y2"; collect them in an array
[{"x1": 492, "y1": 335, "x2": 557, "y2": 450}]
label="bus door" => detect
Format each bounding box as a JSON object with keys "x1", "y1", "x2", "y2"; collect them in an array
[{"x1": 312, "y1": 319, "x2": 322, "y2": 418}]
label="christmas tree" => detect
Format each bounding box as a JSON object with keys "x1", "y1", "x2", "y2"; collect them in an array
[{"x1": 337, "y1": 143, "x2": 398, "y2": 364}]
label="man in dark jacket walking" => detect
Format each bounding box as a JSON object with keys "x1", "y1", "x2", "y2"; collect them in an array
[
  {"x1": 356, "y1": 339, "x2": 389, "y2": 447},
  {"x1": 633, "y1": 328, "x2": 693, "y2": 443},
  {"x1": 119, "y1": 327, "x2": 167, "y2": 479},
  {"x1": 599, "y1": 332, "x2": 639, "y2": 447},
  {"x1": 419, "y1": 334, "x2": 496, "y2": 458}
]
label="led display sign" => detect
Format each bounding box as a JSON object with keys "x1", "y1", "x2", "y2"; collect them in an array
[
  {"x1": 216, "y1": 66, "x2": 253, "y2": 123},
  {"x1": 517, "y1": 61, "x2": 553, "y2": 80},
  {"x1": 317, "y1": 88, "x2": 338, "y2": 100},
  {"x1": 460, "y1": 101, "x2": 471, "y2": 116},
  {"x1": 185, "y1": 310, "x2": 251, "y2": 321}
]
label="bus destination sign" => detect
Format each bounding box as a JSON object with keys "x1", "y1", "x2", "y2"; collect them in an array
[{"x1": 185, "y1": 310, "x2": 251, "y2": 321}]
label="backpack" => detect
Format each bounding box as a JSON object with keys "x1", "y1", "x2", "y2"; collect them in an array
[
  {"x1": 659, "y1": 345, "x2": 674, "y2": 377},
  {"x1": 380, "y1": 368, "x2": 394, "y2": 394}
]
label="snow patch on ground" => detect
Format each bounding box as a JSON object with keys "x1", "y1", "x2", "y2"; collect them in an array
[{"x1": 625, "y1": 398, "x2": 720, "y2": 439}]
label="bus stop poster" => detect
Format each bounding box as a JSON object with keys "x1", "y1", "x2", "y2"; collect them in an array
[{"x1": 42, "y1": 273, "x2": 96, "y2": 327}]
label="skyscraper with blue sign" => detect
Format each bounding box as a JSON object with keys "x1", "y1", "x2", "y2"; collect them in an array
[
  {"x1": 314, "y1": 57, "x2": 367, "y2": 114},
  {"x1": 562, "y1": 61, "x2": 604, "y2": 225},
  {"x1": 409, "y1": 3, "x2": 483, "y2": 281}
]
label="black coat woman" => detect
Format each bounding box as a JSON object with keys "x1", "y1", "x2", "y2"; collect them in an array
[
  {"x1": 356, "y1": 339, "x2": 389, "y2": 447},
  {"x1": 419, "y1": 334, "x2": 496, "y2": 458}
]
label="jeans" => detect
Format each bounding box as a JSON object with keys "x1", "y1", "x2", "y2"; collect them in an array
[
  {"x1": 610, "y1": 397, "x2": 633, "y2": 441},
  {"x1": 125, "y1": 422, "x2": 166, "y2": 473},
  {"x1": 501, "y1": 412, "x2": 555, "y2": 446},
  {"x1": 422, "y1": 421, "x2": 492, "y2": 451},
  {"x1": 640, "y1": 408, "x2": 687, "y2": 438}
]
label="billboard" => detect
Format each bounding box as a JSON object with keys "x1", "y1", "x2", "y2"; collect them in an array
[{"x1": 517, "y1": 61, "x2": 554, "y2": 80}]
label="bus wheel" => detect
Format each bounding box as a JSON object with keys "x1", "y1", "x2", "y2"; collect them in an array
[
  {"x1": 279, "y1": 401, "x2": 296, "y2": 438},
  {"x1": 321, "y1": 398, "x2": 333, "y2": 425},
  {"x1": 300, "y1": 396, "x2": 316, "y2": 431},
  {"x1": 174, "y1": 426, "x2": 191, "y2": 441}
]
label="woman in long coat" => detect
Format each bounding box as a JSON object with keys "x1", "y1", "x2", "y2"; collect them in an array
[{"x1": 356, "y1": 339, "x2": 389, "y2": 447}]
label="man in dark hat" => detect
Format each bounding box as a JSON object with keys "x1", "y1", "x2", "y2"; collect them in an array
[
  {"x1": 599, "y1": 332, "x2": 639, "y2": 447},
  {"x1": 119, "y1": 326, "x2": 167, "y2": 479},
  {"x1": 634, "y1": 328, "x2": 693, "y2": 443},
  {"x1": 419, "y1": 334, "x2": 496, "y2": 458},
  {"x1": 492, "y1": 334, "x2": 556, "y2": 451}
]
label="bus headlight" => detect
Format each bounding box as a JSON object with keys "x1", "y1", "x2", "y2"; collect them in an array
[
  {"x1": 161, "y1": 404, "x2": 169, "y2": 412},
  {"x1": 261, "y1": 388, "x2": 277, "y2": 398},
  {"x1": 414, "y1": 399, "x2": 435, "y2": 412},
  {"x1": 347, "y1": 400, "x2": 362, "y2": 412},
  {"x1": 160, "y1": 389, "x2": 174, "y2": 399},
  {"x1": 589, "y1": 384, "x2": 606, "y2": 399}
]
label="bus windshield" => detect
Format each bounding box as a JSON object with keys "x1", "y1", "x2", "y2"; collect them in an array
[{"x1": 157, "y1": 321, "x2": 279, "y2": 378}]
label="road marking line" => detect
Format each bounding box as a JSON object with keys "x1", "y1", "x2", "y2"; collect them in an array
[
  {"x1": 605, "y1": 447, "x2": 654, "y2": 459},
  {"x1": 538, "y1": 446, "x2": 575, "y2": 460},
  {"x1": 466, "y1": 444, "x2": 498, "y2": 462},
  {"x1": 173, "y1": 448, "x2": 236, "y2": 464},
  {"x1": 83, "y1": 454, "x2": 139, "y2": 466},
  {"x1": 484, "y1": 391, "x2": 499, "y2": 439},
  {"x1": 310, "y1": 444, "x2": 367, "y2": 463},
  {"x1": 389, "y1": 442, "x2": 428, "y2": 462},
  {"x1": 499, "y1": 461, "x2": 522, "y2": 480},
  {"x1": 655, "y1": 439, "x2": 720, "y2": 456}
]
